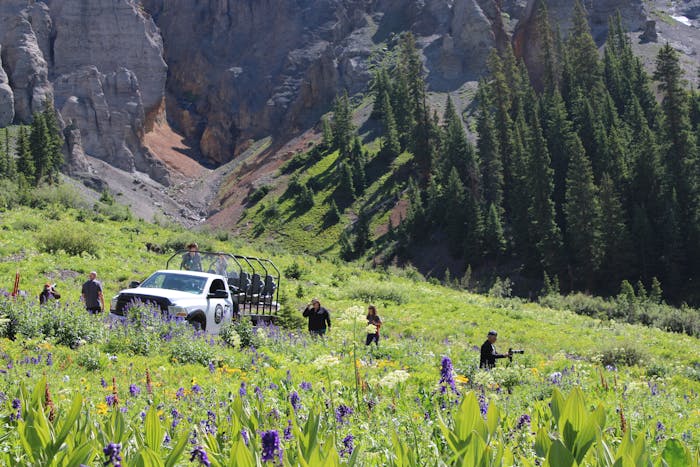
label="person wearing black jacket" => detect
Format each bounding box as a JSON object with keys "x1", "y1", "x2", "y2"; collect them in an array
[
  {"x1": 303, "y1": 298, "x2": 331, "y2": 336},
  {"x1": 39, "y1": 283, "x2": 61, "y2": 305},
  {"x1": 480, "y1": 330, "x2": 511, "y2": 369}
]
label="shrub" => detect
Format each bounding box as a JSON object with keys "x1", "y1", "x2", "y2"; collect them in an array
[
  {"x1": 76, "y1": 346, "x2": 105, "y2": 371},
  {"x1": 169, "y1": 335, "x2": 215, "y2": 365},
  {"x1": 29, "y1": 184, "x2": 88, "y2": 210},
  {"x1": 219, "y1": 323, "x2": 241, "y2": 348},
  {"x1": 37, "y1": 223, "x2": 99, "y2": 256},
  {"x1": 595, "y1": 342, "x2": 646, "y2": 367},
  {"x1": 345, "y1": 280, "x2": 408, "y2": 305},
  {"x1": 12, "y1": 218, "x2": 40, "y2": 231},
  {"x1": 248, "y1": 185, "x2": 271, "y2": 205},
  {"x1": 230, "y1": 317, "x2": 261, "y2": 349},
  {"x1": 284, "y1": 261, "x2": 304, "y2": 280}
]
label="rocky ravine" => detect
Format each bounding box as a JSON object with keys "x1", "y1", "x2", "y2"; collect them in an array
[{"x1": 0, "y1": 0, "x2": 699, "y2": 227}]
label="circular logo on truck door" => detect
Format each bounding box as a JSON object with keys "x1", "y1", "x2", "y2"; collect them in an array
[{"x1": 214, "y1": 304, "x2": 224, "y2": 324}]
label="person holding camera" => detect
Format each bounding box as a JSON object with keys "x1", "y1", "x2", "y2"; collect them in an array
[
  {"x1": 303, "y1": 298, "x2": 331, "y2": 337},
  {"x1": 39, "y1": 282, "x2": 61, "y2": 305},
  {"x1": 479, "y1": 330, "x2": 511, "y2": 369},
  {"x1": 365, "y1": 304, "x2": 382, "y2": 346}
]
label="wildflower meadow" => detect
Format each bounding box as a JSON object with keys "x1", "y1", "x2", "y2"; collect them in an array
[{"x1": 0, "y1": 207, "x2": 699, "y2": 465}]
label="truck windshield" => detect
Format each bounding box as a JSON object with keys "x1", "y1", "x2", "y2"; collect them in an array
[{"x1": 140, "y1": 272, "x2": 207, "y2": 295}]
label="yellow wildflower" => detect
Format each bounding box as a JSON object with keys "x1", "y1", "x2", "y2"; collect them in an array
[
  {"x1": 96, "y1": 403, "x2": 108, "y2": 415},
  {"x1": 455, "y1": 375, "x2": 469, "y2": 384}
]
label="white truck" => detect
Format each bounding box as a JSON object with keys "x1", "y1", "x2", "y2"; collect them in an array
[
  {"x1": 109, "y1": 251, "x2": 280, "y2": 332},
  {"x1": 109, "y1": 269, "x2": 235, "y2": 333}
]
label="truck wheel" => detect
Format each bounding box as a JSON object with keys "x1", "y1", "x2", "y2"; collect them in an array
[{"x1": 190, "y1": 315, "x2": 206, "y2": 332}]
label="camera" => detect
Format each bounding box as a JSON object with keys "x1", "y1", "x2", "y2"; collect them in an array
[{"x1": 509, "y1": 348, "x2": 524, "y2": 354}]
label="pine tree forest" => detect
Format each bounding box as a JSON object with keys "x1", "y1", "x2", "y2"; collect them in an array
[{"x1": 339, "y1": 3, "x2": 700, "y2": 304}]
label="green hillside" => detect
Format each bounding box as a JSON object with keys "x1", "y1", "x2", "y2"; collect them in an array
[{"x1": 0, "y1": 205, "x2": 699, "y2": 464}]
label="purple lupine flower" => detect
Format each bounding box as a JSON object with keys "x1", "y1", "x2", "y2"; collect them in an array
[
  {"x1": 192, "y1": 384, "x2": 202, "y2": 394},
  {"x1": 283, "y1": 419, "x2": 293, "y2": 441},
  {"x1": 11, "y1": 398, "x2": 20, "y2": 409},
  {"x1": 101, "y1": 378, "x2": 108, "y2": 388},
  {"x1": 269, "y1": 383, "x2": 279, "y2": 390},
  {"x1": 516, "y1": 414, "x2": 531, "y2": 430},
  {"x1": 648, "y1": 382, "x2": 659, "y2": 396},
  {"x1": 478, "y1": 391, "x2": 488, "y2": 417},
  {"x1": 176, "y1": 387, "x2": 184, "y2": 399},
  {"x1": 605, "y1": 365, "x2": 616, "y2": 372},
  {"x1": 239, "y1": 382, "x2": 247, "y2": 397},
  {"x1": 171, "y1": 408, "x2": 181, "y2": 429},
  {"x1": 340, "y1": 434, "x2": 354, "y2": 457},
  {"x1": 208, "y1": 362, "x2": 216, "y2": 373},
  {"x1": 189, "y1": 445, "x2": 211, "y2": 466},
  {"x1": 103, "y1": 443, "x2": 122, "y2": 467},
  {"x1": 140, "y1": 411, "x2": 147, "y2": 421},
  {"x1": 204, "y1": 410, "x2": 217, "y2": 435},
  {"x1": 286, "y1": 369, "x2": 292, "y2": 382},
  {"x1": 129, "y1": 384, "x2": 141, "y2": 396},
  {"x1": 656, "y1": 421, "x2": 665, "y2": 431},
  {"x1": 289, "y1": 391, "x2": 301, "y2": 413},
  {"x1": 549, "y1": 372, "x2": 562, "y2": 385},
  {"x1": 268, "y1": 408, "x2": 280, "y2": 420},
  {"x1": 105, "y1": 394, "x2": 118, "y2": 407},
  {"x1": 241, "y1": 428, "x2": 250, "y2": 446},
  {"x1": 299, "y1": 381, "x2": 312, "y2": 391},
  {"x1": 255, "y1": 386, "x2": 263, "y2": 400},
  {"x1": 261, "y1": 430, "x2": 282, "y2": 463},
  {"x1": 46, "y1": 353, "x2": 53, "y2": 366},
  {"x1": 439, "y1": 356, "x2": 459, "y2": 395},
  {"x1": 163, "y1": 433, "x2": 171, "y2": 445},
  {"x1": 335, "y1": 404, "x2": 353, "y2": 424}
]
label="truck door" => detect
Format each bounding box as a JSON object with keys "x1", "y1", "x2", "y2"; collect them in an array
[{"x1": 207, "y1": 278, "x2": 233, "y2": 334}]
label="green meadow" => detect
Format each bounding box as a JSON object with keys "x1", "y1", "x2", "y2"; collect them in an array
[{"x1": 0, "y1": 205, "x2": 699, "y2": 465}]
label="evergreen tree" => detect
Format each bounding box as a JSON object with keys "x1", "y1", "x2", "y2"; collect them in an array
[
  {"x1": 326, "y1": 199, "x2": 341, "y2": 225},
  {"x1": 339, "y1": 229, "x2": 354, "y2": 261},
  {"x1": 526, "y1": 108, "x2": 562, "y2": 273},
  {"x1": 331, "y1": 92, "x2": 354, "y2": 156},
  {"x1": 564, "y1": 137, "x2": 603, "y2": 289},
  {"x1": 402, "y1": 177, "x2": 427, "y2": 243},
  {"x1": 379, "y1": 90, "x2": 401, "y2": 159},
  {"x1": 441, "y1": 96, "x2": 480, "y2": 197},
  {"x1": 29, "y1": 113, "x2": 52, "y2": 185},
  {"x1": 353, "y1": 210, "x2": 372, "y2": 255},
  {"x1": 42, "y1": 102, "x2": 64, "y2": 181},
  {"x1": 483, "y1": 202, "x2": 506, "y2": 259},
  {"x1": 566, "y1": 1, "x2": 601, "y2": 92},
  {"x1": 541, "y1": 89, "x2": 574, "y2": 228},
  {"x1": 337, "y1": 162, "x2": 355, "y2": 201},
  {"x1": 598, "y1": 173, "x2": 634, "y2": 291},
  {"x1": 370, "y1": 68, "x2": 392, "y2": 120},
  {"x1": 321, "y1": 116, "x2": 333, "y2": 149},
  {"x1": 350, "y1": 139, "x2": 367, "y2": 195},
  {"x1": 476, "y1": 83, "x2": 504, "y2": 217},
  {"x1": 536, "y1": 0, "x2": 559, "y2": 93},
  {"x1": 443, "y1": 167, "x2": 467, "y2": 257},
  {"x1": 15, "y1": 126, "x2": 34, "y2": 182},
  {"x1": 391, "y1": 72, "x2": 414, "y2": 150}
]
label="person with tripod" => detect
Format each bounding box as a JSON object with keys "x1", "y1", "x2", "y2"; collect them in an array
[{"x1": 479, "y1": 330, "x2": 512, "y2": 369}]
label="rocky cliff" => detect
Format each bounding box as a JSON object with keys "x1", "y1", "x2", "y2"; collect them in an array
[
  {"x1": 0, "y1": 0, "x2": 699, "y2": 219},
  {"x1": 0, "y1": 0, "x2": 169, "y2": 184}
]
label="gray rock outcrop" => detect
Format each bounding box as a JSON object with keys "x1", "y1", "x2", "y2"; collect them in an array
[
  {"x1": 0, "y1": 9, "x2": 53, "y2": 121},
  {"x1": 54, "y1": 66, "x2": 169, "y2": 184},
  {"x1": 0, "y1": 45, "x2": 14, "y2": 127},
  {"x1": 48, "y1": 0, "x2": 167, "y2": 128}
]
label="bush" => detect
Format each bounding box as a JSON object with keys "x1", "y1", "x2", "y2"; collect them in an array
[
  {"x1": 28, "y1": 184, "x2": 88, "y2": 210},
  {"x1": 76, "y1": 347, "x2": 105, "y2": 371},
  {"x1": 219, "y1": 323, "x2": 241, "y2": 348},
  {"x1": 169, "y1": 335, "x2": 215, "y2": 365},
  {"x1": 284, "y1": 261, "x2": 305, "y2": 280},
  {"x1": 248, "y1": 185, "x2": 271, "y2": 205},
  {"x1": 595, "y1": 342, "x2": 645, "y2": 367},
  {"x1": 345, "y1": 280, "x2": 408, "y2": 305},
  {"x1": 37, "y1": 223, "x2": 99, "y2": 256},
  {"x1": 230, "y1": 317, "x2": 260, "y2": 349},
  {"x1": 12, "y1": 218, "x2": 40, "y2": 231}
]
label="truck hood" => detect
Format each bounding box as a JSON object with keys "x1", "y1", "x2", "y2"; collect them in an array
[{"x1": 118, "y1": 288, "x2": 201, "y2": 301}]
